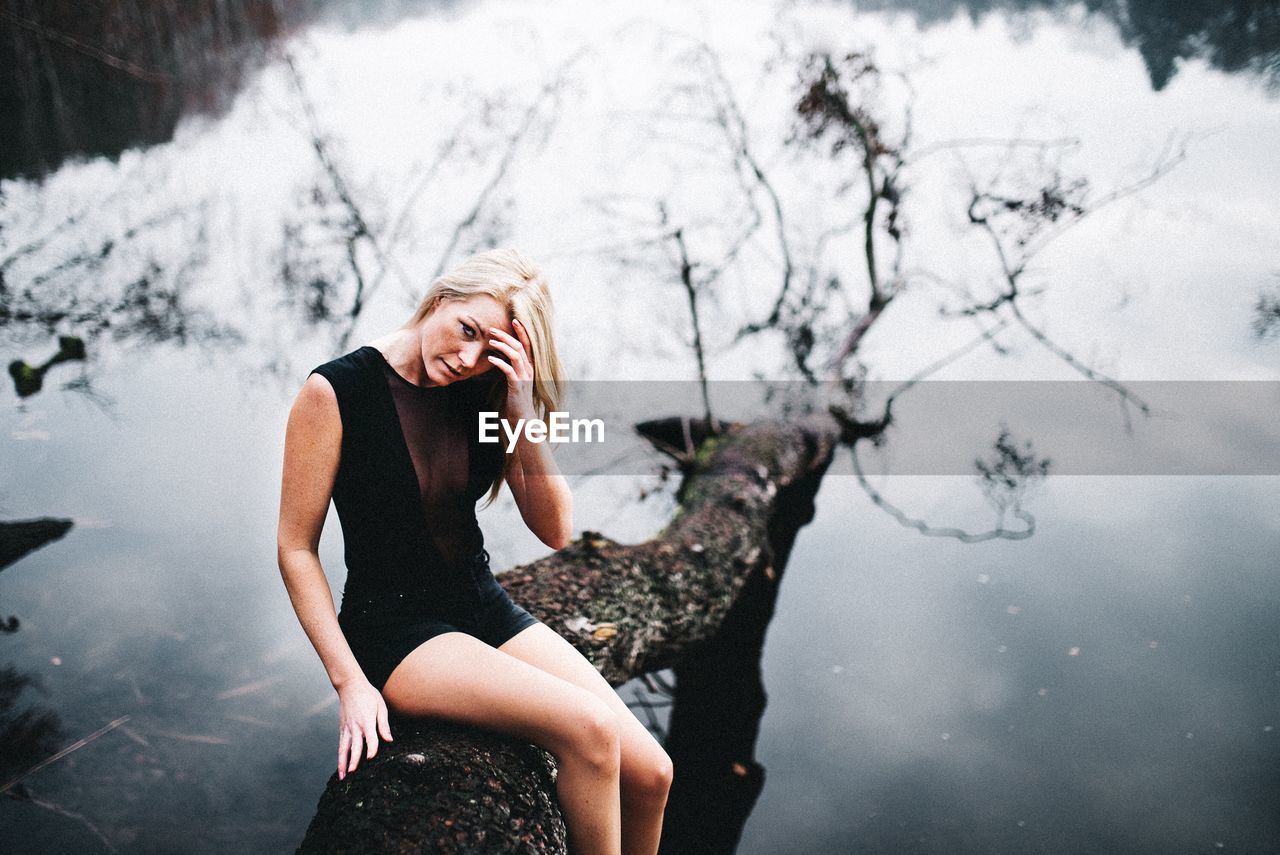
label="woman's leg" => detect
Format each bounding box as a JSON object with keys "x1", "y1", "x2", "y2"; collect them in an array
[
  {"x1": 381, "y1": 632, "x2": 623, "y2": 855},
  {"x1": 498, "y1": 624, "x2": 673, "y2": 855}
]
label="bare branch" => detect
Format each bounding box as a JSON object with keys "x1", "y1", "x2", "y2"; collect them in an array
[
  {"x1": 688, "y1": 40, "x2": 796, "y2": 335},
  {"x1": 429, "y1": 47, "x2": 589, "y2": 286},
  {"x1": 364, "y1": 109, "x2": 481, "y2": 299},
  {"x1": 659, "y1": 203, "x2": 718, "y2": 433},
  {"x1": 953, "y1": 133, "x2": 1194, "y2": 424},
  {"x1": 1, "y1": 715, "x2": 132, "y2": 794},
  {"x1": 850, "y1": 440, "x2": 1037, "y2": 542},
  {"x1": 282, "y1": 50, "x2": 397, "y2": 336}
]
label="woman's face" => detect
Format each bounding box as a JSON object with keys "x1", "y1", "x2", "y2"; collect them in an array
[{"x1": 417, "y1": 294, "x2": 512, "y2": 386}]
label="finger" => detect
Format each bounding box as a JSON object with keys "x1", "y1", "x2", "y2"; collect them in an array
[
  {"x1": 509, "y1": 321, "x2": 535, "y2": 377},
  {"x1": 347, "y1": 728, "x2": 364, "y2": 773},
  {"x1": 487, "y1": 335, "x2": 526, "y2": 368},
  {"x1": 489, "y1": 339, "x2": 534, "y2": 384},
  {"x1": 511, "y1": 318, "x2": 532, "y2": 348},
  {"x1": 338, "y1": 728, "x2": 351, "y2": 779},
  {"x1": 489, "y1": 325, "x2": 520, "y2": 344},
  {"x1": 365, "y1": 719, "x2": 379, "y2": 759},
  {"x1": 378, "y1": 702, "x2": 393, "y2": 742},
  {"x1": 490, "y1": 327, "x2": 532, "y2": 362},
  {"x1": 487, "y1": 354, "x2": 516, "y2": 379}
]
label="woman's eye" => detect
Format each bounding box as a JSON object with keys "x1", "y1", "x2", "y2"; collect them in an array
[{"x1": 461, "y1": 323, "x2": 475, "y2": 337}]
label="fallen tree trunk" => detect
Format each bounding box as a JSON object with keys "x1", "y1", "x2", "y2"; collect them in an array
[{"x1": 297, "y1": 414, "x2": 841, "y2": 854}]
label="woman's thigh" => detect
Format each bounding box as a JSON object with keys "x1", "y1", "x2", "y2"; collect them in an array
[
  {"x1": 381, "y1": 631, "x2": 615, "y2": 759},
  {"x1": 497, "y1": 624, "x2": 671, "y2": 779}
]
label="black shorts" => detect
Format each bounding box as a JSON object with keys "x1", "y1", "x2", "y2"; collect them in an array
[{"x1": 337, "y1": 553, "x2": 541, "y2": 692}]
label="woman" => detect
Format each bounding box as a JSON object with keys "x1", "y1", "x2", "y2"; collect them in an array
[{"x1": 277, "y1": 248, "x2": 672, "y2": 854}]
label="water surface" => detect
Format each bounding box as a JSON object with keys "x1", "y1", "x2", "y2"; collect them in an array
[{"x1": 2, "y1": 1, "x2": 1278, "y2": 851}]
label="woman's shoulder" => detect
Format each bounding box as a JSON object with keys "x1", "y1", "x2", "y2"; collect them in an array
[
  {"x1": 304, "y1": 347, "x2": 383, "y2": 418},
  {"x1": 309, "y1": 346, "x2": 376, "y2": 384}
]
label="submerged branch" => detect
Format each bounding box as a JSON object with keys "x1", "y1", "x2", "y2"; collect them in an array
[
  {"x1": 0, "y1": 518, "x2": 75, "y2": 572},
  {"x1": 1, "y1": 716, "x2": 132, "y2": 794}
]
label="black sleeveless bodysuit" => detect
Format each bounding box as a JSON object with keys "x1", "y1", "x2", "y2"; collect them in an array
[{"x1": 309, "y1": 345, "x2": 540, "y2": 691}]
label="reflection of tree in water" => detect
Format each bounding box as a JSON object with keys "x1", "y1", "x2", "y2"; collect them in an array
[
  {"x1": 2, "y1": 12, "x2": 576, "y2": 395},
  {"x1": 0, "y1": 0, "x2": 289, "y2": 181},
  {"x1": 553, "y1": 35, "x2": 1184, "y2": 851},
  {"x1": 656, "y1": 457, "x2": 827, "y2": 854},
  {"x1": 0, "y1": 671, "x2": 127, "y2": 852},
  {"x1": 295, "y1": 33, "x2": 1177, "y2": 839},
  {"x1": 5, "y1": 0, "x2": 1275, "y2": 183},
  {"x1": 1254, "y1": 280, "x2": 1280, "y2": 341},
  {"x1": 0, "y1": 194, "x2": 243, "y2": 399},
  {"x1": 0, "y1": 0, "x2": 505, "y2": 183},
  {"x1": 857, "y1": 0, "x2": 1280, "y2": 91},
  {"x1": 275, "y1": 48, "x2": 578, "y2": 354}
]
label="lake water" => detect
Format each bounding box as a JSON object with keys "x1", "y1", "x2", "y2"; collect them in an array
[{"x1": 2, "y1": 1, "x2": 1278, "y2": 852}]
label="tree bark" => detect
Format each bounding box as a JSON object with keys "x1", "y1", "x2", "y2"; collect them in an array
[{"x1": 296, "y1": 414, "x2": 841, "y2": 854}]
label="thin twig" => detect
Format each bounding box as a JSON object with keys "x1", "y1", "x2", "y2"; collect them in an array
[
  {"x1": 662, "y1": 209, "x2": 716, "y2": 432},
  {"x1": 429, "y1": 47, "x2": 589, "y2": 287},
  {"x1": 692, "y1": 40, "x2": 795, "y2": 335},
  {"x1": 1, "y1": 715, "x2": 131, "y2": 793},
  {"x1": 850, "y1": 443, "x2": 1035, "y2": 542},
  {"x1": 880, "y1": 315, "x2": 1014, "y2": 415},
  {"x1": 281, "y1": 49, "x2": 400, "y2": 335}
]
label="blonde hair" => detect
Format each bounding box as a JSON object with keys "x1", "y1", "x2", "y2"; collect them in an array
[{"x1": 404, "y1": 248, "x2": 565, "y2": 505}]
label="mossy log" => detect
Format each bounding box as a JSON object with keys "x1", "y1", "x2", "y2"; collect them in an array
[{"x1": 297, "y1": 414, "x2": 841, "y2": 854}]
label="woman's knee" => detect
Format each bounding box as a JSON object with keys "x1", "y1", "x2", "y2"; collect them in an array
[
  {"x1": 651, "y1": 748, "x2": 674, "y2": 797},
  {"x1": 561, "y1": 695, "x2": 621, "y2": 773},
  {"x1": 630, "y1": 744, "x2": 673, "y2": 805}
]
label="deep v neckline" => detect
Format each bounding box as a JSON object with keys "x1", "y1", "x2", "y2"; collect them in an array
[
  {"x1": 366, "y1": 344, "x2": 434, "y2": 390},
  {"x1": 360, "y1": 345, "x2": 457, "y2": 567}
]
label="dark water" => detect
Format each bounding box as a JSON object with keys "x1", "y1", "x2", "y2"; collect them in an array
[
  {"x1": 2, "y1": 1, "x2": 1279, "y2": 852},
  {"x1": 748, "y1": 471, "x2": 1280, "y2": 853}
]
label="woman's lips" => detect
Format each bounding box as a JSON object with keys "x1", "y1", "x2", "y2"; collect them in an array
[{"x1": 441, "y1": 358, "x2": 462, "y2": 377}]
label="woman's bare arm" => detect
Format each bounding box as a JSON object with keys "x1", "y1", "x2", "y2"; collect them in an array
[
  {"x1": 503, "y1": 435, "x2": 573, "y2": 550},
  {"x1": 485, "y1": 319, "x2": 573, "y2": 549},
  {"x1": 277, "y1": 373, "x2": 391, "y2": 778},
  {"x1": 276, "y1": 374, "x2": 364, "y2": 689}
]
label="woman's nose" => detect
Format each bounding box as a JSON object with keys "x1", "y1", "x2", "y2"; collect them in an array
[{"x1": 459, "y1": 342, "x2": 483, "y2": 369}]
